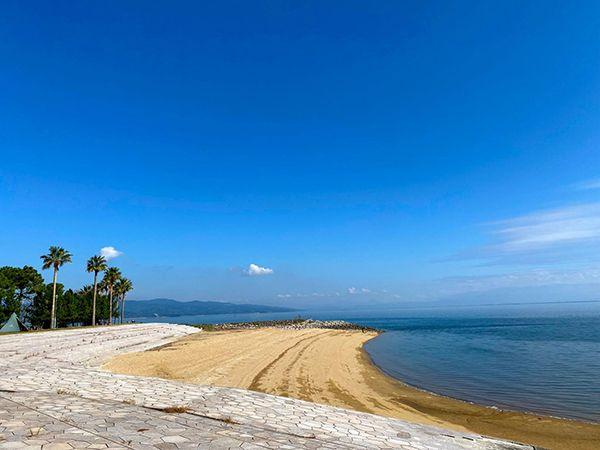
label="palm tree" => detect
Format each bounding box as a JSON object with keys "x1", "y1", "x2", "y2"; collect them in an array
[
  {"x1": 97, "y1": 278, "x2": 109, "y2": 325},
  {"x1": 113, "y1": 278, "x2": 122, "y2": 323},
  {"x1": 40, "y1": 246, "x2": 72, "y2": 329},
  {"x1": 116, "y1": 277, "x2": 133, "y2": 324},
  {"x1": 102, "y1": 267, "x2": 121, "y2": 325},
  {"x1": 86, "y1": 255, "x2": 107, "y2": 326}
]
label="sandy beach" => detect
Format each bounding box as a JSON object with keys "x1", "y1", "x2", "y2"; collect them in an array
[{"x1": 105, "y1": 328, "x2": 600, "y2": 450}]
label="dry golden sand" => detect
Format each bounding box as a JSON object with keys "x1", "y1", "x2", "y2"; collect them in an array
[{"x1": 104, "y1": 328, "x2": 600, "y2": 450}]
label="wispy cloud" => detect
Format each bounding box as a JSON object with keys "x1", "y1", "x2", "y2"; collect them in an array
[
  {"x1": 100, "y1": 246, "x2": 123, "y2": 260},
  {"x1": 244, "y1": 263, "x2": 274, "y2": 276},
  {"x1": 444, "y1": 198, "x2": 600, "y2": 266},
  {"x1": 431, "y1": 267, "x2": 600, "y2": 297},
  {"x1": 276, "y1": 288, "x2": 377, "y2": 299},
  {"x1": 573, "y1": 178, "x2": 600, "y2": 191},
  {"x1": 489, "y1": 203, "x2": 600, "y2": 254}
]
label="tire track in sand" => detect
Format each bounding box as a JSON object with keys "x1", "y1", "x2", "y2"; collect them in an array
[{"x1": 248, "y1": 330, "x2": 332, "y2": 393}]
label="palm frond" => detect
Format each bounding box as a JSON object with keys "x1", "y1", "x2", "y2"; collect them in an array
[
  {"x1": 102, "y1": 267, "x2": 122, "y2": 288},
  {"x1": 87, "y1": 255, "x2": 108, "y2": 273},
  {"x1": 40, "y1": 246, "x2": 72, "y2": 271}
]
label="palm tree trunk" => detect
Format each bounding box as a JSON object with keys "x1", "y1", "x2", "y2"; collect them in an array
[
  {"x1": 109, "y1": 288, "x2": 113, "y2": 325},
  {"x1": 92, "y1": 272, "x2": 98, "y2": 326},
  {"x1": 50, "y1": 268, "x2": 58, "y2": 329},
  {"x1": 121, "y1": 294, "x2": 126, "y2": 324}
]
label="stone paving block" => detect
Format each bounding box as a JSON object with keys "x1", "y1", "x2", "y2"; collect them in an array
[{"x1": 0, "y1": 324, "x2": 536, "y2": 450}]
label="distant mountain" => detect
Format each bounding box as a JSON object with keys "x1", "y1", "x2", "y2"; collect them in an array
[{"x1": 126, "y1": 298, "x2": 296, "y2": 318}]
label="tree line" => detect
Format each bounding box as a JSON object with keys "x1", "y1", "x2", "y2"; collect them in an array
[{"x1": 0, "y1": 246, "x2": 133, "y2": 329}]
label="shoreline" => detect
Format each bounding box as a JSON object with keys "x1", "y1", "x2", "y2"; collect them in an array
[
  {"x1": 358, "y1": 334, "x2": 600, "y2": 450},
  {"x1": 362, "y1": 338, "x2": 598, "y2": 426},
  {"x1": 104, "y1": 326, "x2": 600, "y2": 450}
]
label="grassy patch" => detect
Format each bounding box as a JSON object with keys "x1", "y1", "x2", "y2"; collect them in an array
[{"x1": 159, "y1": 406, "x2": 191, "y2": 414}]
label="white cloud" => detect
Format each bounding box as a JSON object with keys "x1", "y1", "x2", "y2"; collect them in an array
[
  {"x1": 347, "y1": 287, "x2": 370, "y2": 294},
  {"x1": 245, "y1": 263, "x2": 274, "y2": 276},
  {"x1": 100, "y1": 246, "x2": 123, "y2": 260}
]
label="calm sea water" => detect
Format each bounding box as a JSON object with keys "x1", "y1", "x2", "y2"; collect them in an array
[{"x1": 133, "y1": 302, "x2": 600, "y2": 422}]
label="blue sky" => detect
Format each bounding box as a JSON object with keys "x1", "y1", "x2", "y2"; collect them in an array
[{"x1": 1, "y1": 1, "x2": 600, "y2": 308}]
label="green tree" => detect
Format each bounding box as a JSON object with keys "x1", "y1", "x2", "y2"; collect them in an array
[
  {"x1": 27, "y1": 282, "x2": 63, "y2": 329},
  {"x1": 57, "y1": 288, "x2": 78, "y2": 327},
  {"x1": 86, "y1": 255, "x2": 107, "y2": 326},
  {"x1": 95, "y1": 278, "x2": 112, "y2": 325},
  {"x1": 102, "y1": 267, "x2": 121, "y2": 325},
  {"x1": 77, "y1": 284, "x2": 95, "y2": 322},
  {"x1": 27, "y1": 285, "x2": 90, "y2": 328},
  {"x1": 115, "y1": 277, "x2": 133, "y2": 324},
  {"x1": 0, "y1": 266, "x2": 44, "y2": 323},
  {"x1": 40, "y1": 246, "x2": 72, "y2": 329}
]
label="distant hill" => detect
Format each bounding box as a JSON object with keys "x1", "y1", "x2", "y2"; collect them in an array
[{"x1": 126, "y1": 298, "x2": 295, "y2": 318}]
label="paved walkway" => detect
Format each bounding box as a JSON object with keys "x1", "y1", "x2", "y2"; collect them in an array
[{"x1": 0, "y1": 324, "x2": 537, "y2": 449}]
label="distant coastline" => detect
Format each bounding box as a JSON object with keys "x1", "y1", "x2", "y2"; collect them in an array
[{"x1": 126, "y1": 298, "x2": 296, "y2": 318}]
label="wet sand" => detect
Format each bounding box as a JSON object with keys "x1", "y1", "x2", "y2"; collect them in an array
[{"x1": 104, "y1": 328, "x2": 600, "y2": 450}]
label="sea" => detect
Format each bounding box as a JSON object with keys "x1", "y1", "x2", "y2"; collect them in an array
[{"x1": 133, "y1": 301, "x2": 600, "y2": 423}]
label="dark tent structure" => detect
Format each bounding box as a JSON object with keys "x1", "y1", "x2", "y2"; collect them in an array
[{"x1": 0, "y1": 312, "x2": 29, "y2": 333}]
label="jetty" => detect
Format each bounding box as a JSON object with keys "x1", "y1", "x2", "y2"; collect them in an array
[{"x1": 207, "y1": 318, "x2": 379, "y2": 332}]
